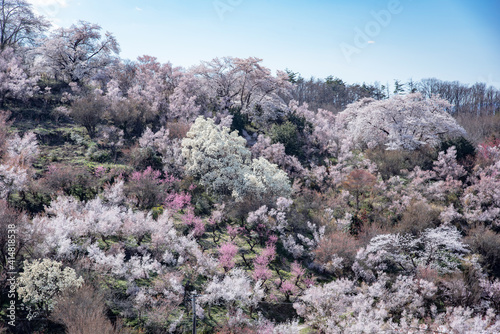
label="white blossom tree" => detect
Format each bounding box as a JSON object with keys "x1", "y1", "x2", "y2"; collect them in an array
[
  {"x1": 182, "y1": 117, "x2": 291, "y2": 202},
  {"x1": 17, "y1": 258, "x2": 84, "y2": 311},
  {"x1": 354, "y1": 225, "x2": 470, "y2": 278},
  {"x1": 338, "y1": 93, "x2": 466, "y2": 151},
  {"x1": 295, "y1": 273, "x2": 500, "y2": 333},
  {"x1": 200, "y1": 269, "x2": 265, "y2": 312},
  {"x1": 0, "y1": 47, "x2": 38, "y2": 106},
  {"x1": 36, "y1": 21, "x2": 119, "y2": 82},
  {"x1": 0, "y1": 129, "x2": 38, "y2": 198}
]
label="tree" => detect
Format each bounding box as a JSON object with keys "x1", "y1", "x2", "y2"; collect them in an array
[
  {"x1": 17, "y1": 258, "x2": 84, "y2": 312},
  {"x1": 127, "y1": 55, "x2": 182, "y2": 117},
  {"x1": 182, "y1": 117, "x2": 250, "y2": 198},
  {"x1": 200, "y1": 269, "x2": 264, "y2": 312},
  {"x1": 393, "y1": 79, "x2": 405, "y2": 95},
  {"x1": 69, "y1": 90, "x2": 107, "y2": 138},
  {"x1": 0, "y1": 0, "x2": 49, "y2": 50},
  {"x1": 50, "y1": 285, "x2": 121, "y2": 334},
  {"x1": 343, "y1": 169, "x2": 376, "y2": 234},
  {"x1": 194, "y1": 57, "x2": 291, "y2": 125},
  {"x1": 181, "y1": 117, "x2": 291, "y2": 202},
  {"x1": 354, "y1": 225, "x2": 470, "y2": 277},
  {"x1": 0, "y1": 126, "x2": 38, "y2": 198},
  {"x1": 339, "y1": 92, "x2": 466, "y2": 151},
  {"x1": 37, "y1": 21, "x2": 119, "y2": 82},
  {"x1": 0, "y1": 47, "x2": 38, "y2": 106}
]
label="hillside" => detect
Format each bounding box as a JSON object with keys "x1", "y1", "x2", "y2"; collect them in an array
[{"x1": 1, "y1": 3, "x2": 500, "y2": 333}]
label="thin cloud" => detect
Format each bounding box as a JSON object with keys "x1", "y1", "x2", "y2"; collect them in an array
[
  {"x1": 367, "y1": 41, "x2": 376, "y2": 44},
  {"x1": 27, "y1": 0, "x2": 69, "y2": 28},
  {"x1": 135, "y1": 7, "x2": 143, "y2": 11},
  {"x1": 27, "y1": 0, "x2": 68, "y2": 7}
]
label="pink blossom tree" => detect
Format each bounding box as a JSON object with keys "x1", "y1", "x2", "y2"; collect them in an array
[
  {"x1": 218, "y1": 242, "x2": 239, "y2": 272},
  {"x1": 36, "y1": 21, "x2": 119, "y2": 82},
  {"x1": 194, "y1": 57, "x2": 291, "y2": 125}
]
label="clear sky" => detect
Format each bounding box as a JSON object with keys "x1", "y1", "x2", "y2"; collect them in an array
[{"x1": 28, "y1": 0, "x2": 500, "y2": 88}]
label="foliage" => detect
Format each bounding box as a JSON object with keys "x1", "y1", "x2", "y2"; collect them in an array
[{"x1": 270, "y1": 121, "x2": 301, "y2": 157}]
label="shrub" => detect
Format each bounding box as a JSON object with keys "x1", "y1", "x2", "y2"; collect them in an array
[
  {"x1": 467, "y1": 226, "x2": 500, "y2": 278},
  {"x1": 125, "y1": 166, "x2": 176, "y2": 210},
  {"x1": 50, "y1": 284, "x2": 123, "y2": 334},
  {"x1": 42, "y1": 164, "x2": 97, "y2": 201},
  {"x1": 366, "y1": 146, "x2": 437, "y2": 180},
  {"x1": 395, "y1": 200, "x2": 440, "y2": 235},
  {"x1": 313, "y1": 230, "x2": 361, "y2": 275}
]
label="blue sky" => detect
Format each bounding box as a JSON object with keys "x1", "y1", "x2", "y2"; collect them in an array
[{"x1": 29, "y1": 0, "x2": 500, "y2": 89}]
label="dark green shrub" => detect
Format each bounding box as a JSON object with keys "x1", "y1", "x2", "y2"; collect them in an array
[
  {"x1": 230, "y1": 108, "x2": 249, "y2": 135},
  {"x1": 270, "y1": 121, "x2": 301, "y2": 157},
  {"x1": 366, "y1": 146, "x2": 438, "y2": 180},
  {"x1": 42, "y1": 164, "x2": 98, "y2": 201}
]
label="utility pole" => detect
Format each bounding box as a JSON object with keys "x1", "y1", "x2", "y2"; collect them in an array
[{"x1": 191, "y1": 292, "x2": 197, "y2": 334}]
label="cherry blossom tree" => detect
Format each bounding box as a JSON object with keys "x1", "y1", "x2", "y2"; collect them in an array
[
  {"x1": 168, "y1": 71, "x2": 203, "y2": 122},
  {"x1": 0, "y1": 0, "x2": 49, "y2": 50},
  {"x1": 338, "y1": 93, "x2": 466, "y2": 151},
  {"x1": 36, "y1": 21, "x2": 119, "y2": 82},
  {"x1": 296, "y1": 273, "x2": 500, "y2": 333},
  {"x1": 0, "y1": 47, "x2": 38, "y2": 106},
  {"x1": 200, "y1": 268, "x2": 264, "y2": 313},
  {"x1": 289, "y1": 100, "x2": 346, "y2": 159},
  {"x1": 126, "y1": 55, "x2": 182, "y2": 118},
  {"x1": 137, "y1": 126, "x2": 185, "y2": 177},
  {"x1": 354, "y1": 225, "x2": 469, "y2": 279},
  {"x1": 461, "y1": 156, "x2": 500, "y2": 226},
  {"x1": 0, "y1": 128, "x2": 38, "y2": 198},
  {"x1": 218, "y1": 242, "x2": 239, "y2": 272},
  {"x1": 194, "y1": 57, "x2": 291, "y2": 125}
]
